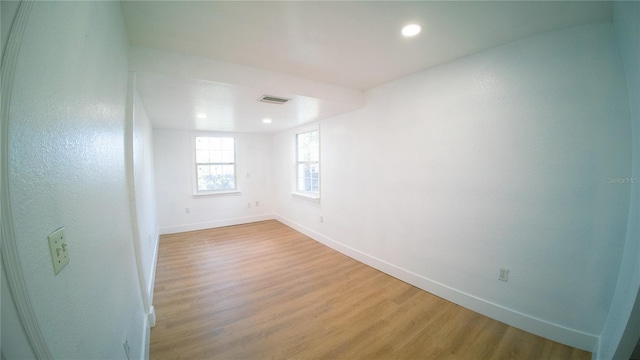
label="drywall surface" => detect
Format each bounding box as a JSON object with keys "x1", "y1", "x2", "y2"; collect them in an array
[
  {"x1": 133, "y1": 88, "x2": 159, "y2": 299},
  {"x1": 274, "y1": 22, "x2": 631, "y2": 350},
  {"x1": 1, "y1": 269, "x2": 36, "y2": 359},
  {"x1": 1, "y1": 2, "x2": 33, "y2": 358},
  {"x1": 598, "y1": 2, "x2": 640, "y2": 359},
  {"x1": 6, "y1": 2, "x2": 145, "y2": 359},
  {"x1": 154, "y1": 129, "x2": 273, "y2": 234},
  {"x1": 1, "y1": 0, "x2": 19, "y2": 54}
]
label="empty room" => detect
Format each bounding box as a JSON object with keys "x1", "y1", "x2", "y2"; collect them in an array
[{"x1": 1, "y1": 0, "x2": 639, "y2": 359}]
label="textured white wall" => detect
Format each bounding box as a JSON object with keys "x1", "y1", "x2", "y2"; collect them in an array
[
  {"x1": 274, "y1": 22, "x2": 631, "y2": 351},
  {"x1": 1, "y1": 271, "x2": 36, "y2": 359},
  {"x1": 2, "y1": 2, "x2": 35, "y2": 358},
  {"x1": 154, "y1": 129, "x2": 273, "y2": 234},
  {"x1": 133, "y1": 89, "x2": 159, "y2": 300},
  {"x1": 6, "y1": 2, "x2": 145, "y2": 358},
  {"x1": 599, "y1": 1, "x2": 640, "y2": 359},
  {"x1": 1, "y1": 1, "x2": 19, "y2": 50}
]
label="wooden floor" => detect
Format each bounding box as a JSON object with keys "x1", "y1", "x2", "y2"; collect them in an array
[{"x1": 150, "y1": 220, "x2": 591, "y2": 360}]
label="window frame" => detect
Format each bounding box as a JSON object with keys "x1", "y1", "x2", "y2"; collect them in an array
[
  {"x1": 293, "y1": 126, "x2": 320, "y2": 201},
  {"x1": 193, "y1": 135, "x2": 239, "y2": 196}
]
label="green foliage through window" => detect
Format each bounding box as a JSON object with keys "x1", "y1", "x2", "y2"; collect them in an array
[{"x1": 195, "y1": 137, "x2": 236, "y2": 192}]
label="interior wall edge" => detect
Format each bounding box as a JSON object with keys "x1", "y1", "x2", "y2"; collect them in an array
[
  {"x1": 147, "y1": 232, "x2": 160, "y2": 306},
  {"x1": 0, "y1": 1, "x2": 52, "y2": 358},
  {"x1": 274, "y1": 213, "x2": 599, "y2": 353},
  {"x1": 141, "y1": 309, "x2": 151, "y2": 360},
  {"x1": 125, "y1": 71, "x2": 152, "y2": 320},
  {"x1": 158, "y1": 214, "x2": 275, "y2": 235},
  {"x1": 597, "y1": 1, "x2": 640, "y2": 359}
]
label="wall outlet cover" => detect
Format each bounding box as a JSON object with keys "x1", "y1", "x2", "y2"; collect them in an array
[
  {"x1": 499, "y1": 268, "x2": 509, "y2": 282},
  {"x1": 48, "y1": 227, "x2": 69, "y2": 275}
]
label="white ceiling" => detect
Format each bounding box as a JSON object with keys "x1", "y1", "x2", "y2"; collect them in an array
[
  {"x1": 121, "y1": 1, "x2": 612, "y2": 133},
  {"x1": 135, "y1": 72, "x2": 363, "y2": 133}
]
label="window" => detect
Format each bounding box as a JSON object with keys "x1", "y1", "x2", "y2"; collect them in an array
[
  {"x1": 195, "y1": 136, "x2": 236, "y2": 192},
  {"x1": 295, "y1": 129, "x2": 319, "y2": 195}
]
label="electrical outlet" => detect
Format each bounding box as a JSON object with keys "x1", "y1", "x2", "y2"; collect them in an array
[
  {"x1": 255, "y1": 201, "x2": 260, "y2": 206},
  {"x1": 48, "y1": 227, "x2": 69, "y2": 275},
  {"x1": 247, "y1": 202, "x2": 251, "y2": 208},
  {"x1": 499, "y1": 268, "x2": 509, "y2": 282},
  {"x1": 319, "y1": 215, "x2": 324, "y2": 223}
]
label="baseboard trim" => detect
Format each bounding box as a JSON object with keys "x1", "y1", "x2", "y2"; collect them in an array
[
  {"x1": 274, "y1": 214, "x2": 598, "y2": 353},
  {"x1": 142, "y1": 313, "x2": 151, "y2": 360},
  {"x1": 159, "y1": 214, "x2": 275, "y2": 235},
  {"x1": 147, "y1": 232, "x2": 159, "y2": 308}
]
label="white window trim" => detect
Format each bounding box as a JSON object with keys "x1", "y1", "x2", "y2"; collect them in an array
[
  {"x1": 291, "y1": 125, "x2": 320, "y2": 201},
  {"x1": 291, "y1": 191, "x2": 320, "y2": 202},
  {"x1": 191, "y1": 133, "x2": 241, "y2": 197}
]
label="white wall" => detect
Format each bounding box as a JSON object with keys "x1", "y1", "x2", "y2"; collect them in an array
[
  {"x1": 132, "y1": 88, "x2": 160, "y2": 302},
  {"x1": 1, "y1": 0, "x2": 19, "y2": 53},
  {"x1": 5, "y1": 2, "x2": 146, "y2": 359},
  {"x1": 154, "y1": 129, "x2": 273, "y2": 234},
  {"x1": 274, "y1": 22, "x2": 631, "y2": 352},
  {"x1": 599, "y1": 1, "x2": 640, "y2": 359},
  {"x1": 1, "y1": 271, "x2": 36, "y2": 359},
  {"x1": 2, "y1": 2, "x2": 35, "y2": 358}
]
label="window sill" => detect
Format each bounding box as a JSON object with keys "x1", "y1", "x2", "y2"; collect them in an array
[
  {"x1": 291, "y1": 192, "x2": 320, "y2": 203},
  {"x1": 193, "y1": 190, "x2": 241, "y2": 198}
]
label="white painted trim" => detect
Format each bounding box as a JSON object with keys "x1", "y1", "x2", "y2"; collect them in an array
[
  {"x1": 192, "y1": 134, "x2": 239, "y2": 196},
  {"x1": 148, "y1": 306, "x2": 156, "y2": 328},
  {"x1": 146, "y1": 232, "x2": 159, "y2": 329},
  {"x1": 0, "y1": 2, "x2": 53, "y2": 359},
  {"x1": 124, "y1": 72, "x2": 153, "y2": 323},
  {"x1": 141, "y1": 312, "x2": 151, "y2": 360},
  {"x1": 274, "y1": 213, "x2": 599, "y2": 353},
  {"x1": 193, "y1": 190, "x2": 241, "y2": 198},
  {"x1": 147, "y1": 232, "x2": 159, "y2": 308},
  {"x1": 293, "y1": 124, "x2": 321, "y2": 200},
  {"x1": 159, "y1": 214, "x2": 274, "y2": 235},
  {"x1": 291, "y1": 192, "x2": 320, "y2": 202}
]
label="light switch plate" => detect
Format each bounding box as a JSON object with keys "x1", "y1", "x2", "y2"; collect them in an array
[{"x1": 48, "y1": 227, "x2": 69, "y2": 275}]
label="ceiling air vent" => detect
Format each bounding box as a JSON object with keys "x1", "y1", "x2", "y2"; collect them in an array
[{"x1": 258, "y1": 95, "x2": 291, "y2": 105}]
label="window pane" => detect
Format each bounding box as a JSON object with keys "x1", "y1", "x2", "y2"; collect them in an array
[
  {"x1": 221, "y1": 164, "x2": 235, "y2": 190},
  {"x1": 221, "y1": 150, "x2": 234, "y2": 163},
  {"x1": 221, "y1": 138, "x2": 234, "y2": 151},
  {"x1": 295, "y1": 130, "x2": 319, "y2": 194},
  {"x1": 196, "y1": 150, "x2": 209, "y2": 164},
  {"x1": 211, "y1": 137, "x2": 222, "y2": 151},
  {"x1": 195, "y1": 137, "x2": 209, "y2": 150},
  {"x1": 197, "y1": 165, "x2": 210, "y2": 176},
  {"x1": 195, "y1": 136, "x2": 236, "y2": 192},
  {"x1": 211, "y1": 150, "x2": 222, "y2": 163},
  {"x1": 296, "y1": 164, "x2": 306, "y2": 191},
  {"x1": 296, "y1": 162, "x2": 319, "y2": 193},
  {"x1": 296, "y1": 130, "x2": 319, "y2": 162}
]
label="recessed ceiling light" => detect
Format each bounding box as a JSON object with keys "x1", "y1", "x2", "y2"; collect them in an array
[
  {"x1": 196, "y1": 113, "x2": 207, "y2": 119},
  {"x1": 402, "y1": 24, "x2": 421, "y2": 37},
  {"x1": 262, "y1": 118, "x2": 272, "y2": 124}
]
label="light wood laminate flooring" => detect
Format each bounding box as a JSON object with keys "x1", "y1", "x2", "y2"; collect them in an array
[{"x1": 150, "y1": 220, "x2": 591, "y2": 360}]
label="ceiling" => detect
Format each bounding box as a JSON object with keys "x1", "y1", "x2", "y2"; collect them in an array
[{"x1": 121, "y1": 1, "x2": 612, "y2": 133}]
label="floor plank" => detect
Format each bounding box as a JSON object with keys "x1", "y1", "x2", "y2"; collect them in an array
[{"x1": 150, "y1": 220, "x2": 591, "y2": 360}]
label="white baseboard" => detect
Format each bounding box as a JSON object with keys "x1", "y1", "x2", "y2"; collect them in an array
[
  {"x1": 274, "y1": 214, "x2": 599, "y2": 353},
  {"x1": 142, "y1": 314, "x2": 151, "y2": 360},
  {"x1": 147, "y1": 232, "x2": 159, "y2": 307},
  {"x1": 159, "y1": 214, "x2": 275, "y2": 235},
  {"x1": 148, "y1": 306, "x2": 156, "y2": 328}
]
